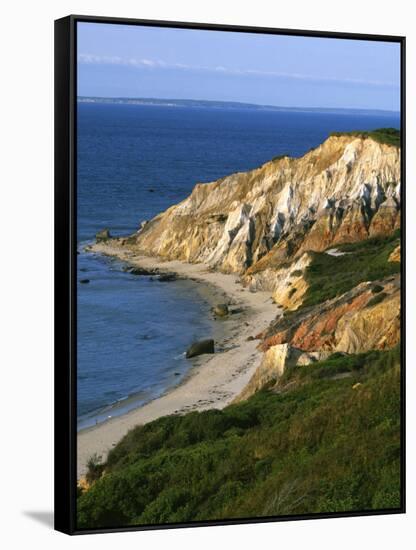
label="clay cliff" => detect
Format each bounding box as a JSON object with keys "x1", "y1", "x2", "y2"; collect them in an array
[
  {"x1": 129, "y1": 133, "x2": 400, "y2": 274},
  {"x1": 97, "y1": 130, "x2": 401, "y2": 400}
]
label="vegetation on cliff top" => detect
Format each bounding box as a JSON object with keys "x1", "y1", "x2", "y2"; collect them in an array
[
  {"x1": 301, "y1": 231, "x2": 400, "y2": 308},
  {"x1": 265, "y1": 128, "x2": 400, "y2": 170},
  {"x1": 330, "y1": 127, "x2": 400, "y2": 147},
  {"x1": 77, "y1": 346, "x2": 401, "y2": 529},
  {"x1": 272, "y1": 128, "x2": 400, "y2": 165}
]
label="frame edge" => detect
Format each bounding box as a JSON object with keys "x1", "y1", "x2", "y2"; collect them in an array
[
  {"x1": 54, "y1": 15, "x2": 76, "y2": 535},
  {"x1": 56, "y1": 14, "x2": 406, "y2": 535}
]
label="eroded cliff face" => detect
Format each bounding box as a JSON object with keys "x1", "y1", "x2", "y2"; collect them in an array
[
  {"x1": 261, "y1": 275, "x2": 400, "y2": 354},
  {"x1": 237, "y1": 275, "x2": 400, "y2": 401},
  {"x1": 389, "y1": 245, "x2": 401, "y2": 263},
  {"x1": 95, "y1": 132, "x2": 401, "y2": 403},
  {"x1": 243, "y1": 252, "x2": 312, "y2": 310},
  {"x1": 235, "y1": 343, "x2": 332, "y2": 402},
  {"x1": 130, "y1": 135, "x2": 400, "y2": 274}
]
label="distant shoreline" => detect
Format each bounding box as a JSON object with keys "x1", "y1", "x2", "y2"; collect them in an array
[
  {"x1": 77, "y1": 96, "x2": 400, "y2": 117},
  {"x1": 77, "y1": 244, "x2": 279, "y2": 479}
]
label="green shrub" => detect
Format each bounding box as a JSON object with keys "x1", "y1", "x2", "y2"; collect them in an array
[
  {"x1": 367, "y1": 292, "x2": 388, "y2": 308},
  {"x1": 372, "y1": 284, "x2": 384, "y2": 294},
  {"x1": 272, "y1": 154, "x2": 290, "y2": 162},
  {"x1": 85, "y1": 453, "x2": 104, "y2": 485},
  {"x1": 77, "y1": 347, "x2": 401, "y2": 529}
]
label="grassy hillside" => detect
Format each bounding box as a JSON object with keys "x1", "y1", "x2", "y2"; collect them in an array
[
  {"x1": 77, "y1": 346, "x2": 401, "y2": 529},
  {"x1": 301, "y1": 231, "x2": 400, "y2": 308}
]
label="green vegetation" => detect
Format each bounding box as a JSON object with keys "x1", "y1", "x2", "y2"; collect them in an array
[
  {"x1": 367, "y1": 292, "x2": 388, "y2": 308},
  {"x1": 85, "y1": 453, "x2": 105, "y2": 485},
  {"x1": 330, "y1": 128, "x2": 400, "y2": 147},
  {"x1": 272, "y1": 154, "x2": 290, "y2": 162},
  {"x1": 77, "y1": 347, "x2": 401, "y2": 529},
  {"x1": 372, "y1": 284, "x2": 384, "y2": 294},
  {"x1": 301, "y1": 231, "x2": 400, "y2": 308}
]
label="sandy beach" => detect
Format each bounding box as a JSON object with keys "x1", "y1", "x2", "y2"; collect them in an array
[{"x1": 77, "y1": 244, "x2": 279, "y2": 478}]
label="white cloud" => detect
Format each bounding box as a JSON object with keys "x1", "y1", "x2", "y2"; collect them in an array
[
  {"x1": 77, "y1": 53, "x2": 398, "y2": 88},
  {"x1": 78, "y1": 53, "x2": 165, "y2": 69}
]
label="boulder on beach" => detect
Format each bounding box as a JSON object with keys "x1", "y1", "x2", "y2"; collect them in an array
[
  {"x1": 212, "y1": 304, "x2": 229, "y2": 317},
  {"x1": 96, "y1": 228, "x2": 111, "y2": 243},
  {"x1": 186, "y1": 339, "x2": 215, "y2": 358},
  {"x1": 158, "y1": 272, "x2": 177, "y2": 282},
  {"x1": 128, "y1": 266, "x2": 155, "y2": 276}
]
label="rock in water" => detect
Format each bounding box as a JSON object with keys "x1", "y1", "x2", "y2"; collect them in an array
[
  {"x1": 96, "y1": 228, "x2": 111, "y2": 243},
  {"x1": 212, "y1": 304, "x2": 229, "y2": 317},
  {"x1": 186, "y1": 339, "x2": 215, "y2": 358},
  {"x1": 79, "y1": 279, "x2": 90, "y2": 284},
  {"x1": 158, "y1": 272, "x2": 177, "y2": 282},
  {"x1": 128, "y1": 266, "x2": 155, "y2": 276}
]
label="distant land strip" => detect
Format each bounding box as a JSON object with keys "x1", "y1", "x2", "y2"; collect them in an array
[{"x1": 77, "y1": 96, "x2": 399, "y2": 117}]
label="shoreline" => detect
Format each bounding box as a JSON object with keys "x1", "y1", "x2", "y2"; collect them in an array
[
  {"x1": 77, "y1": 243, "x2": 279, "y2": 478},
  {"x1": 76, "y1": 267, "x2": 229, "y2": 431}
]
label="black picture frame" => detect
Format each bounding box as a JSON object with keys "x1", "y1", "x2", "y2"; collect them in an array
[{"x1": 54, "y1": 14, "x2": 406, "y2": 535}]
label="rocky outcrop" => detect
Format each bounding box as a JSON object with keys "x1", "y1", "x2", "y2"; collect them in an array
[
  {"x1": 96, "y1": 228, "x2": 111, "y2": 242},
  {"x1": 236, "y1": 343, "x2": 332, "y2": 402},
  {"x1": 126, "y1": 135, "x2": 400, "y2": 274},
  {"x1": 389, "y1": 245, "x2": 401, "y2": 262},
  {"x1": 261, "y1": 275, "x2": 400, "y2": 354},
  {"x1": 334, "y1": 291, "x2": 400, "y2": 353},
  {"x1": 234, "y1": 274, "x2": 400, "y2": 399},
  {"x1": 243, "y1": 252, "x2": 311, "y2": 311}
]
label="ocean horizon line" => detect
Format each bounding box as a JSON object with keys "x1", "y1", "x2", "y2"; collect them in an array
[{"x1": 77, "y1": 96, "x2": 400, "y2": 116}]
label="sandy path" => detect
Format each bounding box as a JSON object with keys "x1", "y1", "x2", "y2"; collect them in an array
[{"x1": 77, "y1": 244, "x2": 279, "y2": 478}]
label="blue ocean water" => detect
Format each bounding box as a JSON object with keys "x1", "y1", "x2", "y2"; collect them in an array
[{"x1": 77, "y1": 103, "x2": 399, "y2": 428}]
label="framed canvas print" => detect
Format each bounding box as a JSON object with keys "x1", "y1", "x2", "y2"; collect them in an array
[{"x1": 54, "y1": 15, "x2": 405, "y2": 535}]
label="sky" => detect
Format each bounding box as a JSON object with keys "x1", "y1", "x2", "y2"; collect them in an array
[{"x1": 77, "y1": 22, "x2": 401, "y2": 111}]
